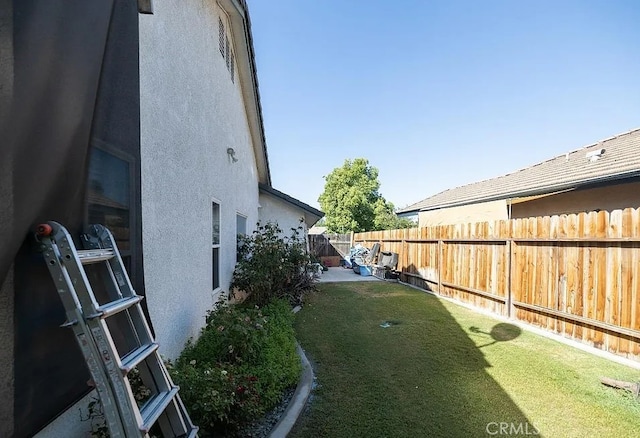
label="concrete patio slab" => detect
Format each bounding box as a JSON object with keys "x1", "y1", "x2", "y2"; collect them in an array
[{"x1": 317, "y1": 267, "x2": 380, "y2": 283}]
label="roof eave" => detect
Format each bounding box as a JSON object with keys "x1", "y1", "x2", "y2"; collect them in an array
[
  {"x1": 259, "y1": 183, "x2": 325, "y2": 224},
  {"x1": 224, "y1": 0, "x2": 271, "y2": 185},
  {"x1": 418, "y1": 171, "x2": 640, "y2": 212}
]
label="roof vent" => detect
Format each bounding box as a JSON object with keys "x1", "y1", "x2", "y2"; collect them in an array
[{"x1": 586, "y1": 148, "x2": 605, "y2": 162}]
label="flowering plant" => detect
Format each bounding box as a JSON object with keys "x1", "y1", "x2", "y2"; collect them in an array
[
  {"x1": 169, "y1": 298, "x2": 301, "y2": 434},
  {"x1": 232, "y1": 221, "x2": 317, "y2": 306}
]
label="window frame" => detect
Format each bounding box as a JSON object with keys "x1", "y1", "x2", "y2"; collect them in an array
[
  {"x1": 235, "y1": 212, "x2": 247, "y2": 262},
  {"x1": 236, "y1": 212, "x2": 247, "y2": 237},
  {"x1": 87, "y1": 138, "x2": 137, "y2": 275},
  {"x1": 211, "y1": 198, "x2": 222, "y2": 292}
]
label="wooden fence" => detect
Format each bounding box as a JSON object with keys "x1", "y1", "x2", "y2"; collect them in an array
[
  {"x1": 354, "y1": 208, "x2": 640, "y2": 360},
  {"x1": 308, "y1": 233, "x2": 352, "y2": 258}
]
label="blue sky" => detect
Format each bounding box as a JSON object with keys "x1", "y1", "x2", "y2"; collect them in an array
[{"x1": 249, "y1": 0, "x2": 640, "y2": 210}]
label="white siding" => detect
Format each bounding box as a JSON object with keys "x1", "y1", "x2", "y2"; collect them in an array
[{"x1": 139, "y1": 0, "x2": 260, "y2": 359}]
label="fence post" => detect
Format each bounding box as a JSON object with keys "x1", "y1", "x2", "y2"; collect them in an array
[
  {"x1": 438, "y1": 240, "x2": 443, "y2": 295},
  {"x1": 402, "y1": 238, "x2": 408, "y2": 274},
  {"x1": 506, "y1": 239, "x2": 513, "y2": 318}
]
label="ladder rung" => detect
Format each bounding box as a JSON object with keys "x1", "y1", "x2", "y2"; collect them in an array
[
  {"x1": 91, "y1": 295, "x2": 144, "y2": 319},
  {"x1": 76, "y1": 249, "x2": 115, "y2": 264},
  {"x1": 140, "y1": 387, "x2": 180, "y2": 432},
  {"x1": 120, "y1": 343, "x2": 159, "y2": 374}
]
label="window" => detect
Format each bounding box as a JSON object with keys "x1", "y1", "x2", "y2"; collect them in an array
[
  {"x1": 87, "y1": 147, "x2": 133, "y2": 272},
  {"x1": 236, "y1": 213, "x2": 247, "y2": 261},
  {"x1": 212, "y1": 202, "x2": 220, "y2": 291},
  {"x1": 218, "y1": 15, "x2": 235, "y2": 82},
  {"x1": 236, "y1": 214, "x2": 247, "y2": 236}
]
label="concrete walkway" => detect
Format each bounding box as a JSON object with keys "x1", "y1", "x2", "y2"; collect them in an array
[{"x1": 317, "y1": 266, "x2": 380, "y2": 283}]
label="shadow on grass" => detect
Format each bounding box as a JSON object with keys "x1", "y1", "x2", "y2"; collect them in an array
[
  {"x1": 470, "y1": 323, "x2": 522, "y2": 348},
  {"x1": 292, "y1": 281, "x2": 541, "y2": 438}
]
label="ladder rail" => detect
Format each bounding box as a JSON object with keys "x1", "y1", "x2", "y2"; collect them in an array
[
  {"x1": 37, "y1": 222, "x2": 198, "y2": 437},
  {"x1": 38, "y1": 231, "x2": 128, "y2": 438},
  {"x1": 43, "y1": 223, "x2": 144, "y2": 436}
]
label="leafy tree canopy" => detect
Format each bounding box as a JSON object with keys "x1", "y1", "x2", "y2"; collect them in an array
[{"x1": 318, "y1": 158, "x2": 415, "y2": 233}]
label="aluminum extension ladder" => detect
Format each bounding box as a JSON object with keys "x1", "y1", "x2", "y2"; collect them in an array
[{"x1": 36, "y1": 221, "x2": 198, "y2": 438}]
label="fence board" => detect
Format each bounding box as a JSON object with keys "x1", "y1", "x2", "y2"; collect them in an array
[
  {"x1": 353, "y1": 207, "x2": 640, "y2": 361},
  {"x1": 308, "y1": 234, "x2": 352, "y2": 258}
]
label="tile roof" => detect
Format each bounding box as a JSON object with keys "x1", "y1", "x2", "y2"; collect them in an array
[{"x1": 399, "y1": 128, "x2": 640, "y2": 213}]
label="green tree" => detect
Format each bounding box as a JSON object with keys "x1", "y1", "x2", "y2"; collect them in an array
[
  {"x1": 373, "y1": 198, "x2": 415, "y2": 231},
  {"x1": 318, "y1": 158, "x2": 415, "y2": 233}
]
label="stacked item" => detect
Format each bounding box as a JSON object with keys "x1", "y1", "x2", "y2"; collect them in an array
[
  {"x1": 348, "y1": 243, "x2": 400, "y2": 278},
  {"x1": 373, "y1": 251, "x2": 400, "y2": 280},
  {"x1": 349, "y1": 243, "x2": 377, "y2": 275}
]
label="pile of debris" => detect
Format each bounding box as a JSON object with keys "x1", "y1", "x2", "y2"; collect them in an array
[{"x1": 347, "y1": 243, "x2": 399, "y2": 279}]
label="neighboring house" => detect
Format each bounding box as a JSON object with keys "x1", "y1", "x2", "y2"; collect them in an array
[
  {"x1": 398, "y1": 128, "x2": 640, "y2": 227},
  {"x1": 1, "y1": 1, "x2": 321, "y2": 437},
  {"x1": 396, "y1": 210, "x2": 419, "y2": 223}
]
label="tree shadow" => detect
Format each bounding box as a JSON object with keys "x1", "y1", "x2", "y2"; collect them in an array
[{"x1": 470, "y1": 323, "x2": 522, "y2": 348}]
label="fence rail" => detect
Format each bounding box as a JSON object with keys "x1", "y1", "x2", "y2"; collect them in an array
[{"x1": 354, "y1": 208, "x2": 640, "y2": 360}]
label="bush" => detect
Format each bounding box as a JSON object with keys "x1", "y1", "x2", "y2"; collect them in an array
[
  {"x1": 170, "y1": 299, "x2": 301, "y2": 436},
  {"x1": 232, "y1": 221, "x2": 317, "y2": 306}
]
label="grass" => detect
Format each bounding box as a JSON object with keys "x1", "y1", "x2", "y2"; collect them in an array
[{"x1": 291, "y1": 282, "x2": 640, "y2": 438}]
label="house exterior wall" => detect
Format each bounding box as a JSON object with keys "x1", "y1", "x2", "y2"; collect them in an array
[
  {"x1": 258, "y1": 193, "x2": 308, "y2": 238},
  {"x1": 139, "y1": 0, "x2": 261, "y2": 359},
  {"x1": 511, "y1": 180, "x2": 640, "y2": 219},
  {"x1": 418, "y1": 199, "x2": 508, "y2": 227}
]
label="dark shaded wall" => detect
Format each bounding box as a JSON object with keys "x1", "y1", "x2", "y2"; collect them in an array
[
  {"x1": 0, "y1": 1, "x2": 143, "y2": 436},
  {"x1": 0, "y1": 0, "x2": 14, "y2": 435}
]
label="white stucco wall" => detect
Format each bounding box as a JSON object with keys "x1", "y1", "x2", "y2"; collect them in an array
[
  {"x1": 258, "y1": 193, "x2": 309, "y2": 239},
  {"x1": 139, "y1": 0, "x2": 261, "y2": 359}
]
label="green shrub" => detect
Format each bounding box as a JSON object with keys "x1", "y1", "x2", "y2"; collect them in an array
[
  {"x1": 170, "y1": 298, "x2": 301, "y2": 435},
  {"x1": 168, "y1": 361, "x2": 261, "y2": 432},
  {"x1": 232, "y1": 221, "x2": 317, "y2": 306},
  {"x1": 248, "y1": 299, "x2": 300, "y2": 407}
]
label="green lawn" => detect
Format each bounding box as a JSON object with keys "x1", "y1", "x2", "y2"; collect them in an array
[{"x1": 291, "y1": 282, "x2": 640, "y2": 438}]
